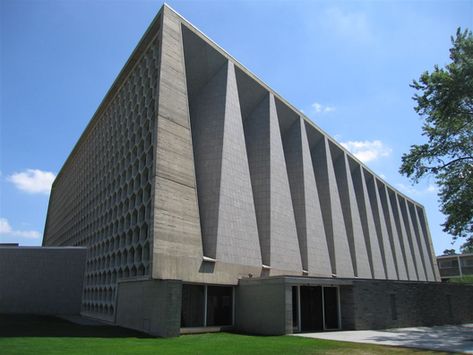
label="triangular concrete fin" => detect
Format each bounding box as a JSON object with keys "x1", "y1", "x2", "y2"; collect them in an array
[
  {"x1": 307, "y1": 131, "x2": 354, "y2": 278},
  {"x1": 379, "y1": 184, "x2": 408, "y2": 280},
  {"x1": 365, "y1": 171, "x2": 398, "y2": 279},
  {"x1": 407, "y1": 201, "x2": 430, "y2": 281},
  {"x1": 339, "y1": 153, "x2": 372, "y2": 278},
  {"x1": 416, "y1": 206, "x2": 442, "y2": 281},
  {"x1": 390, "y1": 192, "x2": 417, "y2": 280},
  {"x1": 399, "y1": 196, "x2": 423, "y2": 280},
  {"x1": 350, "y1": 162, "x2": 385, "y2": 279},
  {"x1": 216, "y1": 62, "x2": 263, "y2": 266},
  {"x1": 413, "y1": 206, "x2": 435, "y2": 281},
  {"x1": 242, "y1": 92, "x2": 302, "y2": 272},
  {"x1": 268, "y1": 94, "x2": 302, "y2": 272},
  {"x1": 299, "y1": 119, "x2": 332, "y2": 275}
]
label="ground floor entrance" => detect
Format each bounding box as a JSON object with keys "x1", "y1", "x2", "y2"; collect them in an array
[
  {"x1": 180, "y1": 284, "x2": 234, "y2": 330},
  {"x1": 292, "y1": 285, "x2": 341, "y2": 332}
]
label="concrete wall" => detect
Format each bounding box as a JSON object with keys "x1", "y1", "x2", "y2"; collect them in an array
[
  {"x1": 115, "y1": 279, "x2": 182, "y2": 337},
  {"x1": 0, "y1": 247, "x2": 86, "y2": 315},
  {"x1": 344, "y1": 279, "x2": 473, "y2": 330},
  {"x1": 236, "y1": 276, "x2": 473, "y2": 336},
  {"x1": 235, "y1": 278, "x2": 289, "y2": 335}
]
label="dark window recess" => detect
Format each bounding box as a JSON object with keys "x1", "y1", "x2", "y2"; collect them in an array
[
  {"x1": 181, "y1": 284, "x2": 205, "y2": 327},
  {"x1": 390, "y1": 294, "x2": 397, "y2": 320},
  {"x1": 206, "y1": 286, "x2": 233, "y2": 326},
  {"x1": 323, "y1": 287, "x2": 339, "y2": 329},
  {"x1": 300, "y1": 286, "x2": 323, "y2": 332}
]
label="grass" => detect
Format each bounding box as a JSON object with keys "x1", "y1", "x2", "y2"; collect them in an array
[
  {"x1": 447, "y1": 274, "x2": 473, "y2": 284},
  {"x1": 0, "y1": 315, "x2": 446, "y2": 355}
]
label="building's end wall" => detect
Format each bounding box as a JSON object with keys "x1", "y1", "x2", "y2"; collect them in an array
[
  {"x1": 0, "y1": 247, "x2": 87, "y2": 315},
  {"x1": 115, "y1": 279, "x2": 182, "y2": 337}
]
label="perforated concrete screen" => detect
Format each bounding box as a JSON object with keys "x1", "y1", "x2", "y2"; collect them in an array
[
  {"x1": 43, "y1": 5, "x2": 441, "y2": 324},
  {"x1": 43, "y1": 22, "x2": 161, "y2": 321}
]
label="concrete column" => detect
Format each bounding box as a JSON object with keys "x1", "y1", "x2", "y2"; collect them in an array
[{"x1": 153, "y1": 7, "x2": 204, "y2": 280}]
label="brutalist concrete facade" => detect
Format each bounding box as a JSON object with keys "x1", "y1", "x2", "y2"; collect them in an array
[{"x1": 41, "y1": 5, "x2": 471, "y2": 337}]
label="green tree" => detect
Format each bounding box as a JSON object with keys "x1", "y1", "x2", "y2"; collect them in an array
[
  {"x1": 400, "y1": 28, "x2": 473, "y2": 251},
  {"x1": 442, "y1": 249, "x2": 456, "y2": 256}
]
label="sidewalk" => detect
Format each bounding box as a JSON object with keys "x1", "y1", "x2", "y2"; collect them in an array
[{"x1": 293, "y1": 324, "x2": 473, "y2": 353}]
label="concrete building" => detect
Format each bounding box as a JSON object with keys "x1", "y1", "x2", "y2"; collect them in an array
[
  {"x1": 42, "y1": 4, "x2": 472, "y2": 336},
  {"x1": 437, "y1": 254, "x2": 473, "y2": 281}
]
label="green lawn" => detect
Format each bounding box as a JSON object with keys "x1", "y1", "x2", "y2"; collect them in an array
[
  {"x1": 0, "y1": 315, "x2": 445, "y2": 355},
  {"x1": 447, "y1": 274, "x2": 473, "y2": 284}
]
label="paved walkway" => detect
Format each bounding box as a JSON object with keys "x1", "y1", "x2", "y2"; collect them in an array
[{"x1": 293, "y1": 324, "x2": 473, "y2": 353}]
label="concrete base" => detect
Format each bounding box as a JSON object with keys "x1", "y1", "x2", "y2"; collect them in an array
[{"x1": 115, "y1": 279, "x2": 182, "y2": 337}]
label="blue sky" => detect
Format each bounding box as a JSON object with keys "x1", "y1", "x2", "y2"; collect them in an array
[{"x1": 1, "y1": 0, "x2": 471, "y2": 254}]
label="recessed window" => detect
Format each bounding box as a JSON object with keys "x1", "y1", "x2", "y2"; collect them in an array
[{"x1": 181, "y1": 284, "x2": 233, "y2": 328}]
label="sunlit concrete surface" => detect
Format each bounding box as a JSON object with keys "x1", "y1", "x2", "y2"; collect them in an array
[{"x1": 293, "y1": 323, "x2": 473, "y2": 353}]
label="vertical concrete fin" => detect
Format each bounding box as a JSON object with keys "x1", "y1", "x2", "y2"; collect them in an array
[
  {"x1": 152, "y1": 9, "x2": 203, "y2": 279},
  {"x1": 407, "y1": 201, "x2": 430, "y2": 281},
  {"x1": 215, "y1": 62, "x2": 262, "y2": 266},
  {"x1": 279, "y1": 110, "x2": 331, "y2": 275},
  {"x1": 349, "y1": 159, "x2": 384, "y2": 279},
  {"x1": 299, "y1": 119, "x2": 332, "y2": 276},
  {"x1": 268, "y1": 94, "x2": 302, "y2": 272},
  {"x1": 307, "y1": 128, "x2": 354, "y2": 277},
  {"x1": 242, "y1": 92, "x2": 302, "y2": 272},
  {"x1": 365, "y1": 170, "x2": 397, "y2": 279},
  {"x1": 399, "y1": 196, "x2": 422, "y2": 280},
  {"x1": 341, "y1": 154, "x2": 372, "y2": 278},
  {"x1": 243, "y1": 94, "x2": 271, "y2": 265},
  {"x1": 413, "y1": 205, "x2": 435, "y2": 281},
  {"x1": 416, "y1": 206, "x2": 442, "y2": 281},
  {"x1": 188, "y1": 62, "x2": 227, "y2": 259},
  {"x1": 379, "y1": 183, "x2": 408, "y2": 280},
  {"x1": 390, "y1": 192, "x2": 417, "y2": 280}
]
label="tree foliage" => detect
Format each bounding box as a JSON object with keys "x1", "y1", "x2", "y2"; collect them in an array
[
  {"x1": 442, "y1": 248, "x2": 456, "y2": 256},
  {"x1": 400, "y1": 28, "x2": 473, "y2": 249}
]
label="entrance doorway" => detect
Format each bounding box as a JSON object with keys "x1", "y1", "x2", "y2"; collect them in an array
[{"x1": 292, "y1": 285, "x2": 341, "y2": 332}]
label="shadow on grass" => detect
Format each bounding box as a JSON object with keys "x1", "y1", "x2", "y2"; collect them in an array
[{"x1": 0, "y1": 314, "x2": 151, "y2": 338}]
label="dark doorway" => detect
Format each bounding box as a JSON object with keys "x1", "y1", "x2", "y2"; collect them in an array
[
  {"x1": 323, "y1": 287, "x2": 339, "y2": 329},
  {"x1": 300, "y1": 286, "x2": 323, "y2": 331},
  {"x1": 181, "y1": 284, "x2": 205, "y2": 327},
  {"x1": 206, "y1": 286, "x2": 233, "y2": 326}
]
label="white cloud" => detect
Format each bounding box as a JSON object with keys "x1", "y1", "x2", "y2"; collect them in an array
[
  {"x1": 7, "y1": 169, "x2": 56, "y2": 194},
  {"x1": 340, "y1": 140, "x2": 392, "y2": 163},
  {"x1": 0, "y1": 218, "x2": 41, "y2": 239},
  {"x1": 396, "y1": 183, "x2": 438, "y2": 196},
  {"x1": 323, "y1": 7, "x2": 373, "y2": 44},
  {"x1": 312, "y1": 102, "x2": 336, "y2": 114}
]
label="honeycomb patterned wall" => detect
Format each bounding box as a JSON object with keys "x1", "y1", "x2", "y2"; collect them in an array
[{"x1": 43, "y1": 33, "x2": 160, "y2": 321}]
